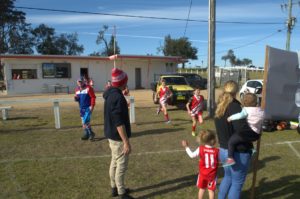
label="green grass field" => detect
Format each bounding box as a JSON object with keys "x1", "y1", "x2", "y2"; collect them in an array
[{"x1": 0, "y1": 102, "x2": 300, "y2": 199}]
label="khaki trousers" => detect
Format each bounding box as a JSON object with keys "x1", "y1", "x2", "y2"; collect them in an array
[{"x1": 108, "y1": 139, "x2": 129, "y2": 195}]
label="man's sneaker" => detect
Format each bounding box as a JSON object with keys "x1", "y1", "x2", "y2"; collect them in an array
[
  {"x1": 119, "y1": 193, "x2": 135, "y2": 199},
  {"x1": 192, "y1": 131, "x2": 197, "y2": 136},
  {"x1": 223, "y1": 158, "x2": 236, "y2": 167},
  {"x1": 156, "y1": 108, "x2": 161, "y2": 115},
  {"x1": 112, "y1": 187, "x2": 118, "y2": 197},
  {"x1": 112, "y1": 187, "x2": 130, "y2": 197}
]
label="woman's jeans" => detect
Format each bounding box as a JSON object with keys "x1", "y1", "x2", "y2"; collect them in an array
[{"x1": 218, "y1": 148, "x2": 251, "y2": 199}]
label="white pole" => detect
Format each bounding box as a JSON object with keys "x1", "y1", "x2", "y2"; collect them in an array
[
  {"x1": 113, "y1": 25, "x2": 116, "y2": 68},
  {"x1": 53, "y1": 101, "x2": 61, "y2": 129},
  {"x1": 129, "y1": 96, "x2": 135, "y2": 124},
  {"x1": 2, "y1": 109, "x2": 8, "y2": 120}
]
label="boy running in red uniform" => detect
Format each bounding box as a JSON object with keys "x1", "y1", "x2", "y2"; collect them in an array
[
  {"x1": 182, "y1": 130, "x2": 219, "y2": 199},
  {"x1": 156, "y1": 79, "x2": 172, "y2": 123},
  {"x1": 186, "y1": 88, "x2": 204, "y2": 136}
]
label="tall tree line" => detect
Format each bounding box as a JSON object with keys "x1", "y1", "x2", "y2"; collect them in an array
[
  {"x1": 221, "y1": 49, "x2": 252, "y2": 67},
  {"x1": 0, "y1": 0, "x2": 84, "y2": 55}
]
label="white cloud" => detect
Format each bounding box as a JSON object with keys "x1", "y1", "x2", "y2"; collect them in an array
[
  {"x1": 216, "y1": 3, "x2": 285, "y2": 20},
  {"x1": 26, "y1": 2, "x2": 283, "y2": 25}
]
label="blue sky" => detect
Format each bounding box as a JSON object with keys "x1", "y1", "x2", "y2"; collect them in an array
[{"x1": 15, "y1": 0, "x2": 300, "y2": 67}]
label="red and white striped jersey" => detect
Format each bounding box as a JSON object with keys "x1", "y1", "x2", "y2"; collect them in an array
[
  {"x1": 189, "y1": 95, "x2": 204, "y2": 115},
  {"x1": 159, "y1": 87, "x2": 171, "y2": 104}
]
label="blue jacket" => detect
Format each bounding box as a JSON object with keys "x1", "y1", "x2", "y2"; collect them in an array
[
  {"x1": 75, "y1": 85, "x2": 96, "y2": 109},
  {"x1": 103, "y1": 87, "x2": 131, "y2": 141}
]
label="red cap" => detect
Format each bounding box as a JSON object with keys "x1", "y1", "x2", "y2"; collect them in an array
[{"x1": 111, "y1": 68, "x2": 128, "y2": 87}]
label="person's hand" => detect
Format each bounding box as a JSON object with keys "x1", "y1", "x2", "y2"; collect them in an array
[
  {"x1": 227, "y1": 117, "x2": 231, "y2": 122},
  {"x1": 89, "y1": 106, "x2": 94, "y2": 113},
  {"x1": 123, "y1": 141, "x2": 131, "y2": 155},
  {"x1": 187, "y1": 110, "x2": 191, "y2": 115},
  {"x1": 182, "y1": 140, "x2": 188, "y2": 148},
  {"x1": 74, "y1": 96, "x2": 79, "y2": 102}
]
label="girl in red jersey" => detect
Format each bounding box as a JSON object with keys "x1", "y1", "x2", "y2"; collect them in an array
[
  {"x1": 182, "y1": 130, "x2": 219, "y2": 199},
  {"x1": 156, "y1": 79, "x2": 173, "y2": 123},
  {"x1": 186, "y1": 88, "x2": 204, "y2": 136}
]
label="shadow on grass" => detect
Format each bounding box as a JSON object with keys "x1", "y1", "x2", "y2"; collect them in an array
[
  {"x1": 133, "y1": 174, "x2": 196, "y2": 199},
  {"x1": 218, "y1": 155, "x2": 281, "y2": 179},
  {"x1": 7, "y1": 116, "x2": 39, "y2": 120},
  {"x1": 2, "y1": 124, "x2": 104, "y2": 134},
  {"x1": 218, "y1": 155, "x2": 283, "y2": 198},
  {"x1": 92, "y1": 136, "x2": 106, "y2": 142},
  {"x1": 131, "y1": 128, "x2": 184, "y2": 138},
  {"x1": 136, "y1": 118, "x2": 190, "y2": 126},
  {"x1": 248, "y1": 155, "x2": 281, "y2": 174},
  {"x1": 242, "y1": 175, "x2": 300, "y2": 199}
]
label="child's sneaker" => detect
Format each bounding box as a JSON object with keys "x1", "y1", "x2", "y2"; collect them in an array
[
  {"x1": 223, "y1": 158, "x2": 236, "y2": 167},
  {"x1": 192, "y1": 131, "x2": 197, "y2": 136},
  {"x1": 81, "y1": 135, "x2": 89, "y2": 140},
  {"x1": 89, "y1": 131, "x2": 95, "y2": 141},
  {"x1": 165, "y1": 120, "x2": 171, "y2": 124},
  {"x1": 156, "y1": 108, "x2": 161, "y2": 115}
]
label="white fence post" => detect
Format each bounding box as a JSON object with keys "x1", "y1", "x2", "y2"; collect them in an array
[
  {"x1": 129, "y1": 96, "x2": 135, "y2": 124},
  {"x1": 53, "y1": 101, "x2": 61, "y2": 129},
  {"x1": 2, "y1": 109, "x2": 8, "y2": 120},
  {"x1": 0, "y1": 96, "x2": 136, "y2": 128}
]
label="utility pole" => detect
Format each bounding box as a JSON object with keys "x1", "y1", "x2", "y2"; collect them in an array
[
  {"x1": 113, "y1": 25, "x2": 116, "y2": 68},
  {"x1": 281, "y1": 0, "x2": 298, "y2": 50},
  {"x1": 207, "y1": 0, "x2": 216, "y2": 117}
]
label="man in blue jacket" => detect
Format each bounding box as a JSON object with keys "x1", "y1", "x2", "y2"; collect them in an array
[{"x1": 103, "y1": 68, "x2": 134, "y2": 199}]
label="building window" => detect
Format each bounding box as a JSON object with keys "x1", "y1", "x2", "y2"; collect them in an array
[
  {"x1": 12, "y1": 69, "x2": 37, "y2": 79},
  {"x1": 42, "y1": 63, "x2": 71, "y2": 78}
]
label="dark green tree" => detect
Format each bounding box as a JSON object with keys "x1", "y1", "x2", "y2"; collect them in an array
[
  {"x1": 235, "y1": 58, "x2": 242, "y2": 66},
  {"x1": 0, "y1": 0, "x2": 34, "y2": 54},
  {"x1": 95, "y1": 25, "x2": 120, "y2": 56},
  {"x1": 242, "y1": 58, "x2": 252, "y2": 66},
  {"x1": 55, "y1": 33, "x2": 84, "y2": 55},
  {"x1": 32, "y1": 24, "x2": 84, "y2": 55},
  {"x1": 222, "y1": 50, "x2": 253, "y2": 67},
  {"x1": 158, "y1": 35, "x2": 198, "y2": 68},
  {"x1": 221, "y1": 54, "x2": 229, "y2": 67},
  {"x1": 32, "y1": 24, "x2": 57, "y2": 54},
  {"x1": 226, "y1": 49, "x2": 236, "y2": 66}
]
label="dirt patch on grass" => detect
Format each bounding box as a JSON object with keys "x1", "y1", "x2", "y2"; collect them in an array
[{"x1": 0, "y1": 89, "x2": 224, "y2": 109}]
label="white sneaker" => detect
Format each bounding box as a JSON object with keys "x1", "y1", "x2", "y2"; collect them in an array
[
  {"x1": 165, "y1": 120, "x2": 171, "y2": 124},
  {"x1": 156, "y1": 108, "x2": 161, "y2": 115}
]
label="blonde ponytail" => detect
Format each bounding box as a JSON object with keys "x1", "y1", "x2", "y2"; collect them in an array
[
  {"x1": 215, "y1": 80, "x2": 238, "y2": 118},
  {"x1": 215, "y1": 92, "x2": 233, "y2": 118}
]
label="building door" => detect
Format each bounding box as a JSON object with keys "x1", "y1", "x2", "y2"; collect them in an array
[
  {"x1": 135, "y1": 68, "x2": 142, "y2": 89},
  {"x1": 80, "y1": 68, "x2": 88, "y2": 79}
]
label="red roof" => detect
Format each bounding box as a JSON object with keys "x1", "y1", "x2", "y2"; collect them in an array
[{"x1": 0, "y1": 54, "x2": 185, "y2": 62}]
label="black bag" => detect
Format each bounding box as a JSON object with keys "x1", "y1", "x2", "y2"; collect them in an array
[{"x1": 262, "y1": 119, "x2": 277, "y2": 132}]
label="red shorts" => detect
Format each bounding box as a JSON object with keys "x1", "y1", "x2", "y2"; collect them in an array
[
  {"x1": 197, "y1": 174, "x2": 217, "y2": 191},
  {"x1": 191, "y1": 112, "x2": 203, "y2": 118}
]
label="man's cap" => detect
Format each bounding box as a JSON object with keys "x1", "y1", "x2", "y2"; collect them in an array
[{"x1": 111, "y1": 68, "x2": 128, "y2": 87}]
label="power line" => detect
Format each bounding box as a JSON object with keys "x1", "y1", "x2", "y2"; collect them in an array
[
  {"x1": 183, "y1": 0, "x2": 193, "y2": 36},
  {"x1": 198, "y1": 28, "x2": 285, "y2": 57},
  {"x1": 16, "y1": 6, "x2": 284, "y2": 25}
]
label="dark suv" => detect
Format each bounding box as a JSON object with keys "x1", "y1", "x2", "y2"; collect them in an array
[{"x1": 175, "y1": 73, "x2": 207, "y2": 89}]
